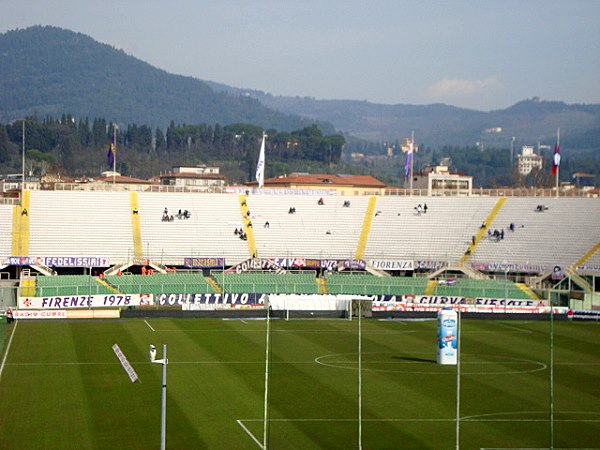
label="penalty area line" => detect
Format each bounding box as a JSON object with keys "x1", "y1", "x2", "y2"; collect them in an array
[
  {"x1": 0, "y1": 320, "x2": 19, "y2": 384},
  {"x1": 236, "y1": 419, "x2": 264, "y2": 449},
  {"x1": 144, "y1": 320, "x2": 155, "y2": 332}
]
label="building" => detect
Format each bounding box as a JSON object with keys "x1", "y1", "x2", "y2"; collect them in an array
[
  {"x1": 159, "y1": 165, "x2": 226, "y2": 191},
  {"x1": 517, "y1": 146, "x2": 543, "y2": 176},
  {"x1": 253, "y1": 173, "x2": 387, "y2": 196},
  {"x1": 411, "y1": 165, "x2": 472, "y2": 196}
]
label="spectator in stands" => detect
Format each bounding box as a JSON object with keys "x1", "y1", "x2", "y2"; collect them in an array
[
  {"x1": 234, "y1": 228, "x2": 239, "y2": 235},
  {"x1": 264, "y1": 221, "x2": 270, "y2": 228},
  {"x1": 247, "y1": 221, "x2": 253, "y2": 228},
  {"x1": 472, "y1": 235, "x2": 476, "y2": 245},
  {"x1": 246, "y1": 210, "x2": 251, "y2": 217},
  {"x1": 133, "y1": 208, "x2": 139, "y2": 214},
  {"x1": 509, "y1": 222, "x2": 515, "y2": 232},
  {"x1": 21, "y1": 208, "x2": 28, "y2": 216},
  {"x1": 318, "y1": 198, "x2": 324, "y2": 205},
  {"x1": 375, "y1": 210, "x2": 381, "y2": 217},
  {"x1": 184, "y1": 210, "x2": 191, "y2": 219},
  {"x1": 288, "y1": 207, "x2": 296, "y2": 214},
  {"x1": 343, "y1": 200, "x2": 350, "y2": 207},
  {"x1": 415, "y1": 204, "x2": 422, "y2": 216},
  {"x1": 141, "y1": 266, "x2": 147, "y2": 275},
  {"x1": 423, "y1": 203, "x2": 428, "y2": 214},
  {"x1": 499, "y1": 229, "x2": 504, "y2": 240}
]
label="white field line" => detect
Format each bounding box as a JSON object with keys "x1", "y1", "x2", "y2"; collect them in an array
[
  {"x1": 497, "y1": 322, "x2": 533, "y2": 333},
  {"x1": 237, "y1": 414, "x2": 600, "y2": 447},
  {"x1": 0, "y1": 320, "x2": 18, "y2": 384},
  {"x1": 236, "y1": 419, "x2": 264, "y2": 449},
  {"x1": 144, "y1": 319, "x2": 155, "y2": 331}
]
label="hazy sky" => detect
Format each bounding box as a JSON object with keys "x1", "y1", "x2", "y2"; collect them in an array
[{"x1": 3, "y1": 0, "x2": 599, "y2": 111}]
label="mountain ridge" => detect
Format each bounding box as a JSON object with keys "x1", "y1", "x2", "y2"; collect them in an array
[{"x1": 1, "y1": 25, "x2": 599, "y2": 150}]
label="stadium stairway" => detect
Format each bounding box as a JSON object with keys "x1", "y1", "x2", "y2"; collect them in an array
[
  {"x1": 130, "y1": 192, "x2": 143, "y2": 260},
  {"x1": 316, "y1": 277, "x2": 328, "y2": 294},
  {"x1": 96, "y1": 277, "x2": 120, "y2": 294},
  {"x1": 459, "y1": 196, "x2": 506, "y2": 266},
  {"x1": 354, "y1": 196, "x2": 377, "y2": 259},
  {"x1": 12, "y1": 189, "x2": 30, "y2": 257},
  {"x1": 206, "y1": 276, "x2": 222, "y2": 293},
  {"x1": 515, "y1": 282, "x2": 539, "y2": 299},
  {"x1": 239, "y1": 194, "x2": 258, "y2": 258},
  {"x1": 425, "y1": 279, "x2": 437, "y2": 295},
  {"x1": 19, "y1": 275, "x2": 36, "y2": 297},
  {"x1": 571, "y1": 240, "x2": 600, "y2": 271}
]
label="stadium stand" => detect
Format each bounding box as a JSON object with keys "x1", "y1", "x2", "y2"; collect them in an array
[
  {"x1": 105, "y1": 273, "x2": 215, "y2": 295},
  {"x1": 1, "y1": 191, "x2": 599, "y2": 302},
  {"x1": 212, "y1": 271, "x2": 319, "y2": 294},
  {"x1": 471, "y1": 197, "x2": 600, "y2": 270},
  {"x1": 36, "y1": 274, "x2": 114, "y2": 296},
  {"x1": 325, "y1": 273, "x2": 429, "y2": 295}
]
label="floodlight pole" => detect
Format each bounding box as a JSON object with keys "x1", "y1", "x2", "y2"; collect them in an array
[{"x1": 151, "y1": 344, "x2": 168, "y2": 450}]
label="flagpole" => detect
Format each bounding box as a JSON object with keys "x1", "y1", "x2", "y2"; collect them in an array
[
  {"x1": 554, "y1": 128, "x2": 560, "y2": 197},
  {"x1": 409, "y1": 130, "x2": 415, "y2": 195},
  {"x1": 112, "y1": 124, "x2": 117, "y2": 185}
]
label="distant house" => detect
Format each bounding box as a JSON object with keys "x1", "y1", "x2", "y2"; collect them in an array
[
  {"x1": 159, "y1": 165, "x2": 226, "y2": 191},
  {"x1": 517, "y1": 146, "x2": 543, "y2": 176},
  {"x1": 248, "y1": 172, "x2": 386, "y2": 195},
  {"x1": 410, "y1": 165, "x2": 473, "y2": 196}
]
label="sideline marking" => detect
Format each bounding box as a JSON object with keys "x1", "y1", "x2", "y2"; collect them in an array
[
  {"x1": 144, "y1": 320, "x2": 155, "y2": 332},
  {"x1": 0, "y1": 320, "x2": 19, "y2": 384}
]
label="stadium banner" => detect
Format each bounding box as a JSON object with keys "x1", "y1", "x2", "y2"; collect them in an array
[
  {"x1": 12, "y1": 309, "x2": 68, "y2": 319},
  {"x1": 471, "y1": 262, "x2": 547, "y2": 273},
  {"x1": 576, "y1": 264, "x2": 600, "y2": 273},
  {"x1": 269, "y1": 258, "x2": 321, "y2": 269},
  {"x1": 370, "y1": 295, "x2": 548, "y2": 313},
  {"x1": 18, "y1": 294, "x2": 153, "y2": 309},
  {"x1": 4, "y1": 256, "x2": 110, "y2": 267},
  {"x1": 160, "y1": 292, "x2": 265, "y2": 309},
  {"x1": 225, "y1": 187, "x2": 337, "y2": 196},
  {"x1": 183, "y1": 257, "x2": 225, "y2": 268},
  {"x1": 225, "y1": 258, "x2": 286, "y2": 274},
  {"x1": 415, "y1": 260, "x2": 447, "y2": 270},
  {"x1": 369, "y1": 259, "x2": 414, "y2": 271},
  {"x1": 321, "y1": 259, "x2": 366, "y2": 271}
]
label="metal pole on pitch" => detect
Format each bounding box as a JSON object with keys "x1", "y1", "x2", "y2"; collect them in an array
[
  {"x1": 455, "y1": 309, "x2": 461, "y2": 450},
  {"x1": 160, "y1": 344, "x2": 167, "y2": 450},
  {"x1": 150, "y1": 344, "x2": 168, "y2": 450},
  {"x1": 357, "y1": 300, "x2": 363, "y2": 450},
  {"x1": 263, "y1": 296, "x2": 271, "y2": 449}
]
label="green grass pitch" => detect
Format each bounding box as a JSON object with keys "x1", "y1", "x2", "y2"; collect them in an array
[{"x1": 0, "y1": 318, "x2": 599, "y2": 449}]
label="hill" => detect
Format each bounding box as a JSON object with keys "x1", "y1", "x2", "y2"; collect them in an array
[
  {"x1": 0, "y1": 26, "x2": 329, "y2": 132},
  {"x1": 2, "y1": 26, "x2": 598, "y2": 152},
  {"x1": 209, "y1": 84, "x2": 600, "y2": 150}
]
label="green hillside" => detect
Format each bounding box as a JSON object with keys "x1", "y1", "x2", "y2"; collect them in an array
[{"x1": 0, "y1": 26, "x2": 328, "y2": 132}]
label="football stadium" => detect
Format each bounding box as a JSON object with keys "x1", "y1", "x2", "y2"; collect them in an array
[{"x1": 1, "y1": 188, "x2": 600, "y2": 449}]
